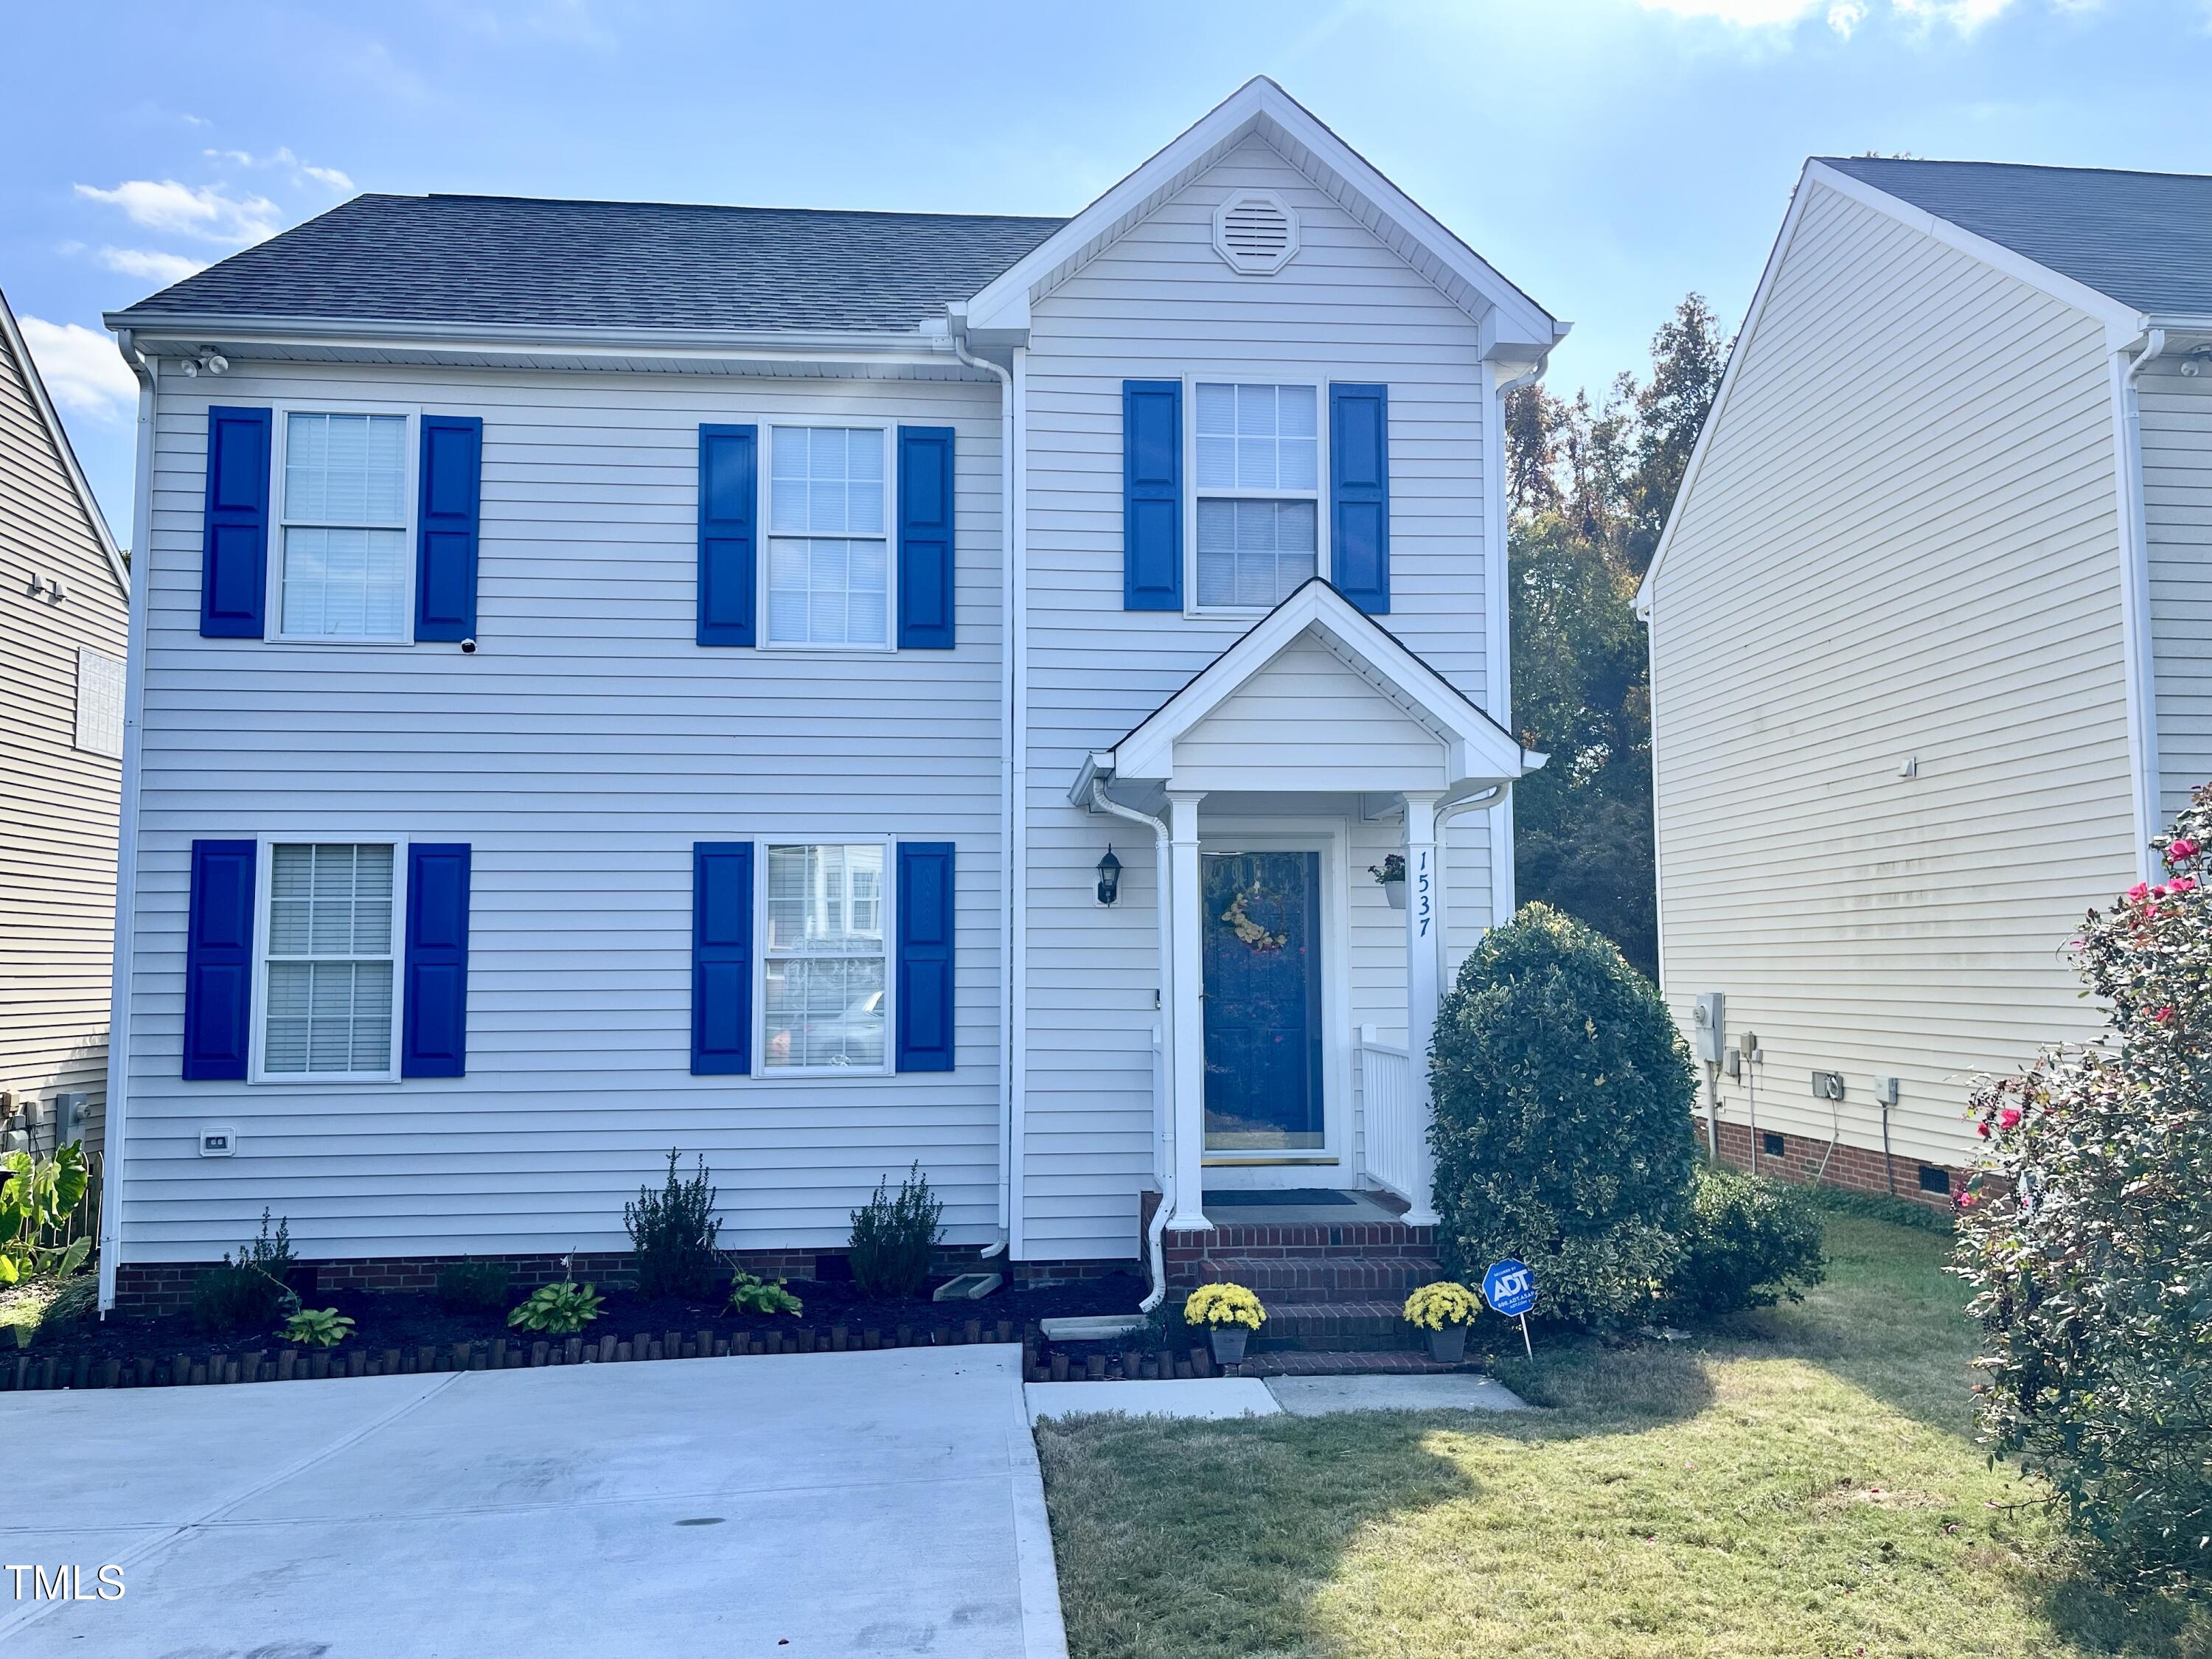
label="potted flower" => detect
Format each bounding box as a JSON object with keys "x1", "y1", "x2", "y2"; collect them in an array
[
  {"x1": 1369, "y1": 854, "x2": 1407, "y2": 910},
  {"x1": 1183, "y1": 1282, "x2": 1267, "y2": 1366},
  {"x1": 1402, "y1": 1281, "x2": 1481, "y2": 1363}
]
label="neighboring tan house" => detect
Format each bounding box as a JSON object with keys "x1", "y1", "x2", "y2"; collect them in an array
[
  {"x1": 94, "y1": 77, "x2": 1563, "y2": 1330},
  {"x1": 0, "y1": 285, "x2": 131, "y2": 1164},
  {"x1": 1640, "y1": 157, "x2": 2212, "y2": 1205}
]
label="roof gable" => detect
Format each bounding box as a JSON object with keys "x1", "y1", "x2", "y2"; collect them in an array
[{"x1": 0, "y1": 288, "x2": 128, "y2": 598}]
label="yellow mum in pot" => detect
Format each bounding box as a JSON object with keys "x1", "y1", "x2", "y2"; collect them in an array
[
  {"x1": 1183, "y1": 1282, "x2": 1267, "y2": 1329},
  {"x1": 1402, "y1": 1281, "x2": 1481, "y2": 1331}
]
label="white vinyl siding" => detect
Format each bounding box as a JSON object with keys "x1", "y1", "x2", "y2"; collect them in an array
[
  {"x1": 260, "y1": 842, "x2": 398, "y2": 1079},
  {"x1": 276, "y1": 411, "x2": 411, "y2": 641},
  {"x1": 760, "y1": 841, "x2": 888, "y2": 1074},
  {"x1": 1646, "y1": 179, "x2": 2136, "y2": 1173},
  {"x1": 2140, "y1": 361, "x2": 2212, "y2": 820},
  {"x1": 1018, "y1": 136, "x2": 1503, "y2": 1258},
  {"x1": 767, "y1": 425, "x2": 888, "y2": 648},
  {"x1": 1193, "y1": 381, "x2": 1319, "y2": 609},
  {"x1": 120, "y1": 362, "x2": 1003, "y2": 1264}
]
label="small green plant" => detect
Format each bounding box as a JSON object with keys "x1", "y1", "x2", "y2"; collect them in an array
[
  {"x1": 1183, "y1": 1283, "x2": 1267, "y2": 1329},
  {"x1": 436, "y1": 1256, "x2": 512, "y2": 1312},
  {"x1": 847, "y1": 1162, "x2": 943, "y2": 1299},
  {"x1": 727, "y1": 1269, "x2": 803, "y2": 1317},
  {"x1": 508, "y1": 1279, "x2": 603, "y2": 1335},
  {"x1": 625, "y1": 1150, "x2": 721, "y2": 1301},
  {"x1": 1402, "y1": 1281, "x2": 1482, "y2": 1330},
  {"x1": 280, "y1": 1307, "x2": 355, "y2": 1348},
  {"x1": 190, "y1": 1210, "x2": 299, "y2": 1335},
  {"x1": 1663, "y1": 1164, "x2": 1826, "y2": 1319},
  {"x1": 0, "y1": 1142, "x2": 92, "y2": 1284}
]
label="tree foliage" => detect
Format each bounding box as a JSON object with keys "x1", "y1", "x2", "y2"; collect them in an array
[
  {"x1": 1954, "y1": 789, "x2": 2212, "y2": 1592},
  {"x1": 1508, "y1": 295, "x2": 1728, "y2": 976},
  {"x1": 1429, "y1": 903, "x2": 1698, "y2": 1329}
]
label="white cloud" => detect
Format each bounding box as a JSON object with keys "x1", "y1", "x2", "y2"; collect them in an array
[
  {"x1": 97, "y1": 247, "x2": 207, "y2": 285},
  {"x1": 74, "y1": 178, "x2": 281, "y2": 245},
  {"x1": 1639, "y1": 0, "x2": 1828, "y2": 20},
  {"x1": 302, "y1": 164, "x2": 356, "y2": 192},
  {"x1": 199, "y1": 146, "x2": 356, "y2": 193},
  {"x1": 1827, "y1": 0, "x2": 1868, "y2": 33},
  {"x1": 1639, "y1": 0, "x2": 2022, "y2": 29},
  {"x1": 16, "y1": 318, "x2": 136, "y2": 417}
]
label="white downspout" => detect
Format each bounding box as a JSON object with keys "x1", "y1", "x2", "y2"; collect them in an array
[
  {"x1": 98, "y1": 333, "x2": 157, "y2": 1314},
  {"x1": 2116, "y1": 327, "x2": 2167, "y2": 877},
  {"x1": 1484, "y1": 359, "x2": 1547, "y2": 927},
  {"x1": 1090, "y1": 779, "x2": 1176, "y2": 1312},
  {"x1": 952, "y1": 329, "x2": 1016, "y2": 1259}
]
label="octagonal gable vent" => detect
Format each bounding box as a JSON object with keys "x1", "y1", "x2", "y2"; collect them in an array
[{"x1": 1213, "y1": 191, "x2": 1299, "y2": 276}]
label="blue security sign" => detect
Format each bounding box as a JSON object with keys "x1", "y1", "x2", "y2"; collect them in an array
[{"x1": 1482, "y1": 1259, "x2": 1537, "y2": 1318}]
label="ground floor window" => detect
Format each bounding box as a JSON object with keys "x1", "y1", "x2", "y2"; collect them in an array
[
  {"x1": 762, "y1": 841, "x2": 888, "y2": 1071},
  {"x1": 261, "y1": 841, "x2": 397, "y2": 1078}
]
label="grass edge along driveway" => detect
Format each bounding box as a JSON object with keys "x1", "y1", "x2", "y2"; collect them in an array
[{"x1": 1036, "y1": 1214, "x2": 2212, "y2": 1659}]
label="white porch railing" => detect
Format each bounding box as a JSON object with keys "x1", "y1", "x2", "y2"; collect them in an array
[{"x1": 1357, "y1": 1034, "x2": 1422, "y2": 1213}]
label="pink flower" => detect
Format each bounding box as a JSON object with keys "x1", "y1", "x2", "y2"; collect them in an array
[
  {"x1": 2172, "y1": 875, "x2": 2199, "y2": 894},
  {"x1": 2127, "y1": 882, "x2": 2152, "y2": 904},
  {"x1": 2155, "y1": 1006, "x2": 2175, "y2": 1024},
  {"x1": 1977, "y1": 1121, "x2": 1992, "y2": 1138},
  {"x1": 1997, "y1": 1106, "x2": 2022, "y2": 1130},
  {"x1": 2171, "y1": 838, "x2": 2199, "y2": 862}
]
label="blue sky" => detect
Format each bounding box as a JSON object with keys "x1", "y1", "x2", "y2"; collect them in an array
[{"x1": 4, "y1": 0, "x2": 2208, "y2": 540}]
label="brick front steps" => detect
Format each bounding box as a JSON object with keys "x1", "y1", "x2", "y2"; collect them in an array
[{"x1": 1164, "y1": 1203, "x2": 1446, "y2": 1352}]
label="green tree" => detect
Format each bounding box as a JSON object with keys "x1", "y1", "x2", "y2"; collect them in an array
[{"x1": 1508, "y1": 295, "x2": 1727, "y2": 977}]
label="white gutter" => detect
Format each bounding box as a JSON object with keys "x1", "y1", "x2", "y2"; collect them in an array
[
  {"x1": 950, "y1": 329, "x2": 1017, "y2": 1258},
  {"x1": 1088, "y1": 779, "x2": 1177, "y2": 1313},
  {"x1": 97, "y1": 332, "x2": 157, "y2": 1314},
  {"x1": 105, "y1": 311, "x2": 950, "y2": 361},
  {"x1": 2115, "y1": 327, "x2": 2168, "y2": 879}
]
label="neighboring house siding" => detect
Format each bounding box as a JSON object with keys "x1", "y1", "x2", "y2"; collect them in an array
[
  {"x1": 2141, "y1": 359, "x2": 2212, "y2": 820},
  {"x1": 122, "y1": 361, "x2": 1005, "y2": 1262},
  {"x1": 0, "y1": 317, "x2": 126, "y2": 1155},
  {"x1": 1648, "y1": 181, "x2": 2137, "y2": 1172},
  {"x1": 1019, "y1": 137, "x2": 1501, "y2": 1258}
]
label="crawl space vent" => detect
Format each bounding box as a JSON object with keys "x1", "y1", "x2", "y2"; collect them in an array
[{"x1": 1213, "y1": 192, "x2": 1299, "y2": 276}]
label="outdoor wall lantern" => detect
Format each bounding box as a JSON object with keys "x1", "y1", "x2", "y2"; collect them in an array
[{"x1": 1096, "y1": 846, "x2": 1123, "y2": 907}]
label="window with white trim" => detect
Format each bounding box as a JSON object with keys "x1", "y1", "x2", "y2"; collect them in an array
[
  {"x1": 261, "y1": 841, "x2": 397, "y2": 1078},
  {"x1": 761, "y1": 842, "x2": 888, "y2": 1071},
  {"x1": 767, "y1": 426, "x2": 888, "y2": 647},
  {"x1": 74, "y1": 647, "x2": 125, "y2": 759},
  {"x1": 278, "y1": 411, "x2": 410, "y2": 641},
  {"x1": 1193, "y1": 382, "x2": 1320, "y2": 610}
]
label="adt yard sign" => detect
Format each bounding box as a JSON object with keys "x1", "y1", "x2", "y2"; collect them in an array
[{"x1": 1483, "y1": 1259, "x2": 1537, "y2": 1355}]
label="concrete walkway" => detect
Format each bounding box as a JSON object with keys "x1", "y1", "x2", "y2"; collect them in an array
[
  {"x1": 0, "y1": 1345, "x2": 1066, "y2": 1658},
  {"x1": 1026, "y1": 1371, "x2": 1528, "y2": 1423}
]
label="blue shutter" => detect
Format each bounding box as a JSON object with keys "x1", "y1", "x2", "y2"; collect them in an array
[
  {"x1": 698, "y1": 425, "x2": 757, "y2": 646},
  {"x1": 897, "y1": 426, "x2": 956, "y2": 649},
  {"x1": 692, "y1": 842, "x2": 754, "y2": 1074},
  {"x1": 183, "y1": 840, "x2": 257, "y2": 1079},
  {"x1": 1122, "y1": 380, "x2": 1182, "y2": 611},
  {"x1": 201, "y1": 407, "x2": 271, "y2": 638},
  {"x1": 415, "y1": 416, "x2": 483, "y2": 642},
  {"x1": 895, "y1": 842, "x2": 955, "y2": 1073},
  {"x1": 1330, "y1": 383, "x2": 1391, "y2": 614},
  {"x1": 401, "y1": 844, "x2": 471, "y2": 1077}
]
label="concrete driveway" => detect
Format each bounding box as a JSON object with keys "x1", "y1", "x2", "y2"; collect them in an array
[{"x1": 0, "y1": 1344, "x2": 1065, "y2": 1658}]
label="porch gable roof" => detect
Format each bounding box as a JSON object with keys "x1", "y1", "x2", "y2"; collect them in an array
[{"x1": 1081, "y1": 580, "x2": 1541, "y2": 799}]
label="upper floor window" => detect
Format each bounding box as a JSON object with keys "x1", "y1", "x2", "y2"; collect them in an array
[
  {"x1": 762, "y1": 841, "x2": 888, "y2": 1072},
  {"x1": 278, "y1": 411, "x2": 410, "y2": 641},
  {"x1": 1193, "y1": 382, "x2": 1320, "y2": 611},
  {"x1": 260, "y1": 840, "x2": 397, "y2": 1080},
  {"x1": 768, "y1": 425, "x2": 888, "y2": 648}
]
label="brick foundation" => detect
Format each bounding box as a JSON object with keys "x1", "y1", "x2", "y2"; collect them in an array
[{"x1": 1701, "y1": 1115, "x2": 1962, "y2": 1211}]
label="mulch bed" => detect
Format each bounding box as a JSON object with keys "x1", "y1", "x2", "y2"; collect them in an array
[{"x1": 7, "y1": 1272, "x2": 1150, "y2": 1393}]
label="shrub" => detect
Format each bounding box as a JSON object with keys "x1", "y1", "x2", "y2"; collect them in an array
[
  {"x1": 1662, "y1": 1164, "x2": 1825, "y2": 1319},
  {"x1": 727, "y1": 1270, "x2": 803, "y2": 1317},
  {"x1": 435, "y1": 1256, "x2": 512, "y2": 1312},
  {"x1": 625, "y1": 1150, "x2": 721, "y2": 1301},
  {"x1": 280, "y1": 1307, "x2": 355, "y2": 1348},
  {"x1": 32, "y1": 1272, "x2": 98, "y2": 1342},
  {"x1": 847, "y1": 1163, "x2": 942, "y2": 1299},
  {"x1": 1402, "y1": 1281, "x2": 1482, "y2": 1330},
  {"x1": 191, "y1": 1210, "x2": 299, "y2": 1335},
  {"x1": 1429, "y1": 903, "x2": 1698, "y2": 1329},
  {"x1": 508, "y1": 1280, "x2": 603, "y2": 1335},
  {"x1": 1953, "y1": 787, "x2": 2212, "y2": 1592},
  {"x1": 1183, "y1": 1283, "x2": 1267, "y2": 1329}
]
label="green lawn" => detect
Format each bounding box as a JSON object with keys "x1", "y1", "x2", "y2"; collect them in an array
[{"x1": 1035, "y1": 1214, "x2": 2212, "y2": 1658}]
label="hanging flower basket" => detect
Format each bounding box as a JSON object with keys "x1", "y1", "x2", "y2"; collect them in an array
[{"x1": 1370, "y1": 855, "x2": 1407, "y2": 910}]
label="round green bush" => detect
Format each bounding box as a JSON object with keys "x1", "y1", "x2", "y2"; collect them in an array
[
  {"x1": 1428, "y1": 902, "x2": 1697, "y2": 1329},
  {"x1": 1662, "y1": 1164, "x2": 1825, "y2": 1320}
]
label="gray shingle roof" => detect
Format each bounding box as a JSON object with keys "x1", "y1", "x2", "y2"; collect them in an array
[
  {"x1": 111, "y1": 193, "x2": 1068, "y2": 334},
  {"x1": 1820, "y1": 156, "x2": 2212, "y2": 320}
]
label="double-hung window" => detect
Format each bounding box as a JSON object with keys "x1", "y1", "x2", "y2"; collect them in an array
[
  {"x1": 276, "y1": 411, "x2": 411, "y2": 641},
  {"x1": 761, "y1": 842, "x2": 888, "y2": 1071},
  {"x1": 259, "y1": 841, "x2": 399, "y2": 1079},
  {"x1": 1192, "y1": 381, "x2": 1321, "y2": 611},
  {"x1": 767, "y1": 426, "x2": 889, "y2": 648}
]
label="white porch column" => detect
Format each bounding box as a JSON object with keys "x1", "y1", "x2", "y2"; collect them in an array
[
  {"x1": 1402, "y1": 791, "x2": 1444, "y2": 1226},
  {"x1": 1164, "y1": 790, "x2": 1211, "y2": 1231}
]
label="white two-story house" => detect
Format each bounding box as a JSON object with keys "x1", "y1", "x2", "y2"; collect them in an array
[{"x1": 96, "y1": 78, "x2": 1562, "y2": 1316}]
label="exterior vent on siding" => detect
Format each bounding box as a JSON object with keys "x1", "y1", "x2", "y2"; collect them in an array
[{"x1": 1212, "y1": 191, "x2": 1299, "y2": 276}]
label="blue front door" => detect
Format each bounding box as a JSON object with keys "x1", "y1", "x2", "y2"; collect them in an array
[{"x1": 1200, "y1": 850, "x2": 1324, "y2": 1151}]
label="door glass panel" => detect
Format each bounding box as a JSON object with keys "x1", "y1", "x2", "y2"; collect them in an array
[{"x1": 1200, "y1": 851, "x2": 1324, "y2": 1150}]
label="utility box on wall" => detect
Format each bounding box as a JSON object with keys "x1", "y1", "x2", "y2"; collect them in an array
[{"x1": 1691, "y1": 992, "x2": 1726, "y2": 1063}]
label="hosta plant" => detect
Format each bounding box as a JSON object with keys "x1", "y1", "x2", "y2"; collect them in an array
[
  {"x1": 280, "y1": 1307, "x2": 355, "y2": 1348},
  {"x1": 1183, "y1": 1283, "x2": 1266, "y2": 1329},
  {"x1": 727, "y1": 1269, "x2": 803, "y2": 1317},
  {"x1": 1953, "y1": 785, "x2": 2212, "y2": 1591},
  {"x1": 1402, "y1": 1281, "x2": 1482, "y2": 1330},
  {"x1": 508, "y1": 1279, "x2": 604, "y2": 1335}
]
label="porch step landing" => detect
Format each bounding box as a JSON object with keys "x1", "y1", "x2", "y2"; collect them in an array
[{"x1": 1190, "y1": 1253, "x2": 1444, "y2": 1304}]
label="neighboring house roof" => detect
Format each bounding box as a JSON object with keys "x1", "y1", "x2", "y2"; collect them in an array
[
  {"x1": 108, "y1": 196, "x2": 1068, "y2": 335},
  {"x1": 1819, "y1": 156, "x2": 2212, "y2": 321},
  {"x1": 0, "y1": 286, "x2": 128, "y2": 597}
]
